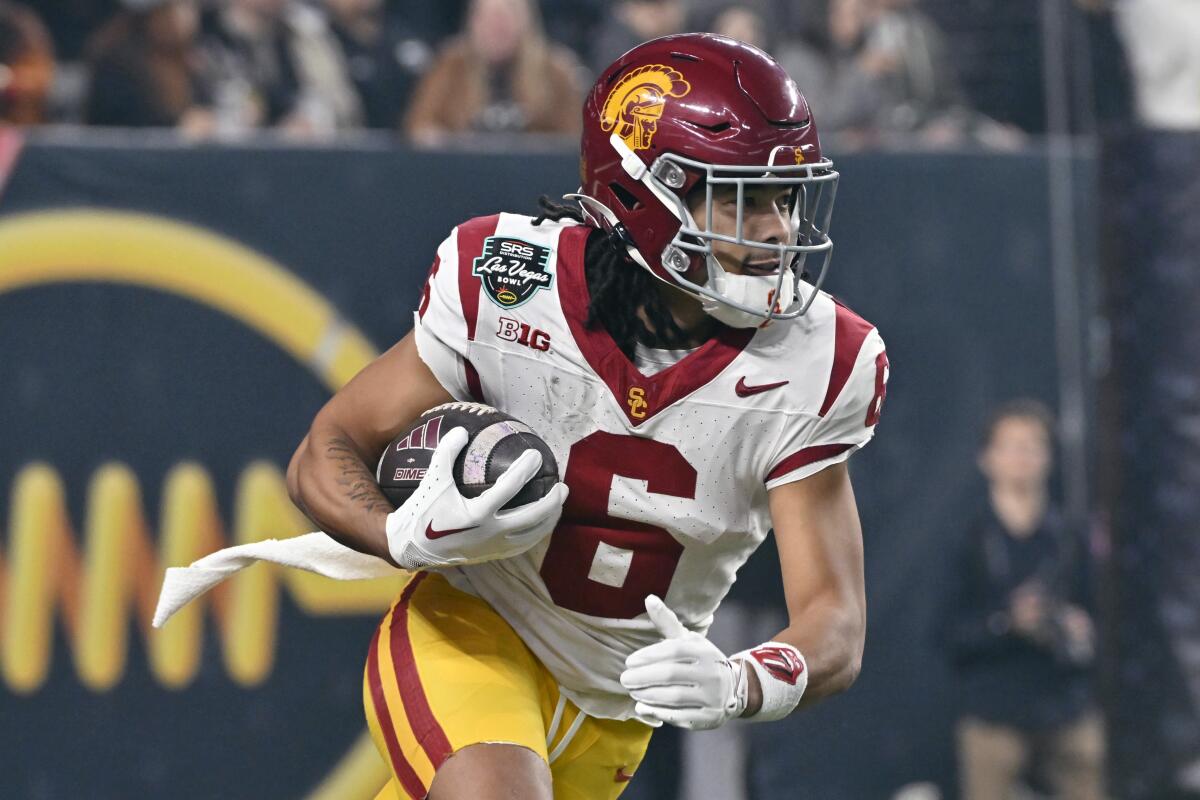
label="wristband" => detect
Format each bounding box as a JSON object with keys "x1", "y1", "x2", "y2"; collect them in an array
[{"x1": 731, "y1": 641, "x2": 808, "y2": 722}]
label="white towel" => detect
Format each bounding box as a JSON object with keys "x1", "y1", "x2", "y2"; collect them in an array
[{"x1": 152, "y1": 532, "x2": 400, "y2": 628}]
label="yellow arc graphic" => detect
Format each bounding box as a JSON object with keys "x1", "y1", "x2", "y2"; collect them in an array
[
  {"x1": 1, "y1": 461, "x2": 399, "y2": 693},
  {"x1": 0, "y1": 209, "x2": 375, "y2": 391},
  {"x1": 0, "y1": 209, "x2": 395, "y2": 800}
]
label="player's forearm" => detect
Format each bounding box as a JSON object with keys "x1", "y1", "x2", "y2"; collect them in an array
[
  {"x1": 287, "y1": 425, "x2": 395, "y2": 564},
  {"x1": 753, "y1": 595, "x2": 865, "y2": 714}
]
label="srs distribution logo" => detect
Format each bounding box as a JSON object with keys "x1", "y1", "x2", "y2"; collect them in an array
[{"x1": 0, "y1": 210, "x2": 398, "y2": 799}]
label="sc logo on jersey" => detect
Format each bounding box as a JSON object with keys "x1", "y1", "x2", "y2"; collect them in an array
[
  {"x1": 497, "y1": 316, "x2": 550, "y2": 352},
  {"x1": 627, "y1": 387, "x2": 649, "y2": 419},
  {"x1": 472, "y1": 236, "x2": 554, "y2": 309}
]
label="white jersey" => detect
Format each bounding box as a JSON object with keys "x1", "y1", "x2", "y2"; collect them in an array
[{"x1": 413, "y1": 212, "x2": 888, "y2": 721}]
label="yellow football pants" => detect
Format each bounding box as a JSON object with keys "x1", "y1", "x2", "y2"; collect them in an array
[{"x1": 363, "y1": 571, "x2": 653, "y2": 799}]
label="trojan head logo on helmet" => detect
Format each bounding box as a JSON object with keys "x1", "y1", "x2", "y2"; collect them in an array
[
  {"x1": 576, "y1": 33, "x2": 839, "y2": 328},
  {"x1": 601, "y1": 65, "x2": 691, "y2": 151}
]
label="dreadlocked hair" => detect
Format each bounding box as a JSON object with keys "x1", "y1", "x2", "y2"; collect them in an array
[{"x1": 532, "y1": 195, "x2": 694, "y2": 361}]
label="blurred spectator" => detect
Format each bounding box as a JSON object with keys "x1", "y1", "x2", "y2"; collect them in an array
[
  {"x1": 940, "y1": 400, "x2": 1105, "y2": 800},
  {"x1": 199, "y1": 0, "x2": 362, "y2": 138},
  {"x1": 1072, "y1": 0, "x2": 1134, "y2": 133},
  {"x1": 0, "y1": 1, "x2": 54, "y2": 125},
  {"x1": 917, "y1": 0, "x2": 1044, "y2": 134},
  {"x1": 706, "y1": 0, "x2": 828, "y2": 48},
  {"x1": 589, "y1": 0, "x2": 685, "y2": 77},
  {"x1": 34, "y1": 0, "x2": 118, "y2": 62},
  {"x1": 538, "y1": 0, "x2": 606, "y2": 62},
  {"x1": 919, "y1": 0, "x2": 1130, "y2": 136},
  {"x1": 707, "y1": 5, "x2": 769, "y2": 50},
  {"x1": 323, "y1": 0, "x2": 430, "y2": 129},
  {"x1": 1114, "y1": 0, "x2": 1200, "y2": 130},
  {"x1": 777, "y1": 0, "x2": 1019, "y2": 148},
  {"x1": 83, "y1": 0, "x2": 213, "y2": 134},
  {"x1": 404, "y1": 0, "x2": 581, "y2": 141},
  {"x1": 384, "y1": 0, "x2": 465, "y2": 45}
]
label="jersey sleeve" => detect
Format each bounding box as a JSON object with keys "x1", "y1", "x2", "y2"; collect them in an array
[
  {"x1": 412, "y1": 228, "x2": 473, "y2": 401},
  {"x1": 765, "y1": 328, "x2": 889, "y2": 490}
]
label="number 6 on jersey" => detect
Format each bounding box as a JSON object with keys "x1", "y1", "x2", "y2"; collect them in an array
[{"x1": 540, "y1": 431, "x2": 696, "y2": 619}]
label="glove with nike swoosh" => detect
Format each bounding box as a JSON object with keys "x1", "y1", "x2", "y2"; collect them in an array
[
  {"x1": 620, "y1": 595, "x2": 748, "y2": 730},
  {"x1": 385, "y1": 427, "x2": 568, "y2": 569},
  {"x1": 620, "y1": 595, "x2": 809, "y2": 729}
]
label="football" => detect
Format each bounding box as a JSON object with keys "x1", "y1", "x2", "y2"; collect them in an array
[{"x1": 377, "y1": 402, "x2": 559, "y2": 510}]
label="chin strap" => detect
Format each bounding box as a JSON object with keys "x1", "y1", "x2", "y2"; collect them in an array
[
  {"x1": 563, "y1": 191, "x2": 702, "y2": 298},
  {"x1": 562, "y1": 192, "x2": 637, "y2": 252}
]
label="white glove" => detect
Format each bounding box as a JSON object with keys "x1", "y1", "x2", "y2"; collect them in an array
[
  {"x1": 385, "y1": 427, "x2": 568, "y2": 569},
  {"x1": 620, "y1": 595, "x2": 749, "y2": 730}
]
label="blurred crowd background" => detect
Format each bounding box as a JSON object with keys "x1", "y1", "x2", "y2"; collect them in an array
[
  {"x1": 3, "y1": 0, "x2": 1190, "y2": 145},
  {"x1": 3, "y1": 1, "x2": 1200, "y2": 800}
]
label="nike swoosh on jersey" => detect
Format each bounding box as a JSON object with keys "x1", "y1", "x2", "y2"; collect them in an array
[
  {"x1": 425, "y1": 522, "x2": 478, "y2": 539},
  {"x1": 735, "y1": 377, "x2": 790, "y2": 397}
]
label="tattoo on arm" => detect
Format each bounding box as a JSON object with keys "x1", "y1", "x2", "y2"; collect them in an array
[{"x1": 325, "y1": 435, "x2": 393, "y2": 515}]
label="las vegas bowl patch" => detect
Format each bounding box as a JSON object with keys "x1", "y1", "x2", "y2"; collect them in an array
[{"x1": 472, "y1": 237, "x2": 553, "y2": 308}]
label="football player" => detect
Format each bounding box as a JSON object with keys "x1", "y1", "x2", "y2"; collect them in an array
[{"x1": 287, "y1": 33, "x2": 889, "y2": 800}]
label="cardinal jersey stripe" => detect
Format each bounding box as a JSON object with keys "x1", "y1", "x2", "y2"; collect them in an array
[
  {"x1": 556, "y1": 224, "x2": 754, "y2": 426},
  {"x1": 456, "y1": 214, "x2": 501, "y2": 342},
  {"x1": 463, "y1": 359, "x2": 486, "y2": 404},
  {"x1": 819, "y1": 301, "x2": 875, "y2": 417},
  {"x1": 417, "y1": 254, "x2": 441, "y2": 320},
  {"x1": 765, "y1": 443, "x2": 855, "y2": 482}
]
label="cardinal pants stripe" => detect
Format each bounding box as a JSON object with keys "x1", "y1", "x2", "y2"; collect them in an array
[
  {"x1": 390, "y1": 572, "x2": 456, "y2": 771},
  {"x1": 365, "y1": 624, "x2": 427, "y2": 799}
]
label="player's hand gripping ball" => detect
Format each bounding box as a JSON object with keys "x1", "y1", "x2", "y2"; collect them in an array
[
  {"x1": 379, "y1": 402, "x2": 559, "y2": 506},
  {"x1": 378, "y1": 402, "x2": 567, "y2": 569}
]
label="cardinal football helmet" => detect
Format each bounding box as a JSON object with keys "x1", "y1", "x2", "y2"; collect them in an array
[{"x1": 578, "y1": 33, "x2": 837, "y2": 327}]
